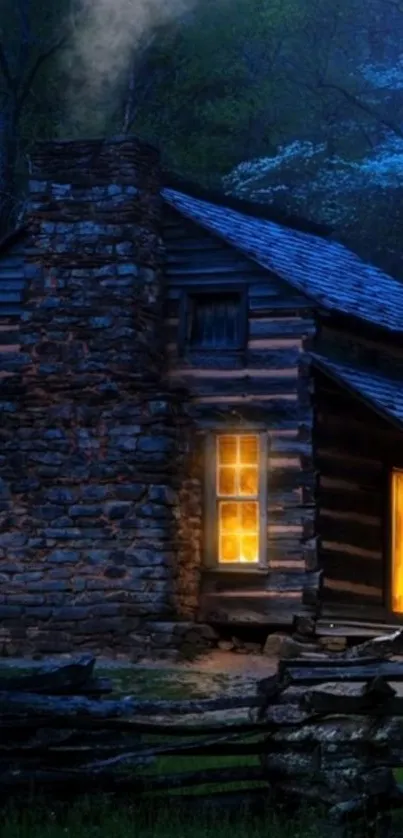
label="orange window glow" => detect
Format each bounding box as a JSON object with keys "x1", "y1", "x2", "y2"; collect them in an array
[
  {"x1": 216, "y1": 434, "x2": 259, "y2": 564},
  {"x1": 392, "y1": 469, "x2": 403, "y2": 614}
]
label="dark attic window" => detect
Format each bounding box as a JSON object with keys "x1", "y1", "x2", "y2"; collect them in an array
[{"x1": 181, "y1": 290, "x2": 247, "y2": 351}]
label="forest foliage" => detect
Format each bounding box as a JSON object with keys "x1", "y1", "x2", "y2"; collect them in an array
[{"x1": 0, "y1": 0, "x2": 402, "y2": 274}]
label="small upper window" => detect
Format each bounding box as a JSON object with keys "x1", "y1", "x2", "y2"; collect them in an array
[{"x1": 186, "y1": 292, "x2": 245, "y2": 350}]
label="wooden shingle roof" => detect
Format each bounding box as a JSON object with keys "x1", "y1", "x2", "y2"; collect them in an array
[
  {"x1": 163, "y1": 188, "x2": 403, "y2": 336},
  {"x1": 311, "y1": 353, "x2": 403, "y2": 429}
]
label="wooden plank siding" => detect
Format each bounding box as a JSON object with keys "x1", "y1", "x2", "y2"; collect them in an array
[
  {"x1": 313, "y1": 368, "x2": 403, "y2": 623},
  {"x1": 319, "y1": 320, "x2": 403, "y2": 373},
  {"x1": 0, "y1": 238, "x2": 27, "y2": 384},
  {"x1": 313, "y1": 319, "x2": 403, "y2": 626},
  {"x1": 163, "y1": 206, "x2": 317, "y2": 626}
]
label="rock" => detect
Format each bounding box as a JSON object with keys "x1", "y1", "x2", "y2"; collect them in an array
[
  {"x1": 218, "y1": 640, "x2": 234, "y2": 652},
  {"x1": 263, "y1": 632, "x2": 309, "y2": 659},
  {"x1": 104, "y1": 565, "x2": 126, "y2": 579},
  {"x1": 243, "y1": 641, "x2": 262, "y2": 654},
  {"x1": 198, "y1": 624, "x2": 219, "y2": 642},
  {"x1": 46, "y1": 550, "x2": 79, "y2": 564},
  {"x1": 137, "y1": 436, "x2": 173, "y2": 454},
  {"x1": 293, "y1": 614, "x2": 317, "y2": 637},
  {"x1": 318, "y1": 635, "x2": 347, "y2": 652},
  {"x1": 0, "y1": 138, "x2": 202, "y2": 660}
]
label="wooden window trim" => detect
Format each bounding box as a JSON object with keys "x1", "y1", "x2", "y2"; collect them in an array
[
  {"x1": 204, "y1": 430, "x2": 268, "y2": 571},
  {"x1": 178, "y1": 285, "x2": 248, "y2": 355},
  {"x1": 389, "y1": 467, "x2": 403, "y2": 616}
]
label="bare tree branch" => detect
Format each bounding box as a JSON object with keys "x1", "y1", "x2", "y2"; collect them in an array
[
  {"x1": 16, "y1": 35, "x2": 69, "y2": 114},
  {"x1": 316, "y1": 80, "x2": 403, "y2": 139},
  {"x1": 0, "y1": 42, "x2": 16, "y2": 91}
]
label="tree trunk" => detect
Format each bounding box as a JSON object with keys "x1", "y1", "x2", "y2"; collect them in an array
[{"x1": 0, "y1": 105, "x2": 18, "y2": 235}]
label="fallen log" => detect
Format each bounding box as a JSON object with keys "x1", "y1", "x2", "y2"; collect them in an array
[
  {"x1": 120, "y1": 765, "x2": 266, "y2": 794},
  {"x1": 0, "y1": 716, "x2": 279, "y2": 741},
  {"x1": 66, "y1": 735, "x2": 269, "y2": 768},
  {"x1": 301, "y1": 677, "x2": 399, "y2": 715},
  {"x1": 0, "y1": 691, "x2": 261, "y2": 721},
  {"x1": 284, "y1": 660, "x2": 403, "y2": 685},
  {"x1": 345, "y1": 628, "x2": 403, "y2": 660},
  {"x1": 278, "y1": 656, "x2": 383, "y2": 675},
  {"x1": 0, "y1": 656, "x2": 97, "y2": 694},
  {"x1": 0, "y1": 712, "x2": 279, "y2": 738}
]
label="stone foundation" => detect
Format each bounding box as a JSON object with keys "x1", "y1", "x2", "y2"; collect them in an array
[{"x1": 0, "y1": 137, "x2": 203, "y2": 658}]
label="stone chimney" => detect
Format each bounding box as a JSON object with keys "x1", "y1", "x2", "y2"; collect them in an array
[
  {"x1": 0, "y1": 137, "x2": 189, "y2": 658},
  {"x1": 26, "y1": 136, "x2": 164, "y2": 373}
]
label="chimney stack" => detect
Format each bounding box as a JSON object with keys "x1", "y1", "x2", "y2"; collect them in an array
[{"x1": 0, "y1": 137, "x2": 187, "y2": 658}]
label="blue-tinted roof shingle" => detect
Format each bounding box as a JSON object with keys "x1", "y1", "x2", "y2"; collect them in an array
[
  {"x1": 311, "y1": 353, "x2": 403, "y2": 428},
  {"x1": 162, "y1": 188, "x2": 403, "y2": 335}
]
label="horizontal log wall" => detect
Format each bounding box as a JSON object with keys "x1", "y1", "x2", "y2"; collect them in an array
[
  {"x1": 0, "y1": 236, "x2": 27, "y2": 387},
  {"x1": 163, "y1": 207, "x2": 317, "y2": 625},
  {"x1": 319, "y1": 319, "x2": 403, "y2": 373},
  {"x1": 314, "y1": 369, "x2": 403, "y2": 622}
]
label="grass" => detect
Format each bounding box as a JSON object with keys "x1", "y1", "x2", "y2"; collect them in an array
[
  {"x1": 0, "y1": 798, "x2": 322, "y2": 838},
  {"x1": 0, "y1": 662, "x2": 245, "y2": 700}
]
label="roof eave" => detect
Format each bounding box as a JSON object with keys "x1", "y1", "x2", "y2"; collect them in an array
[
  {"x1": 310, "y1": 353, "x2": 403, "y2": 432},
  {"x1": 164, "y1": 194, "x2": 403, "y2": 342}
]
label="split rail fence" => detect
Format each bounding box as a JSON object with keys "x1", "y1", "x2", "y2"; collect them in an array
[{"x1": 2, "y1": 639, "x2": 403, "y2": 835}]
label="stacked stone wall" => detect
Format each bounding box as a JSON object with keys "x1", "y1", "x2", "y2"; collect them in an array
[{"x1": 0, "y1": 138, "x2": 209, "y2": 658}]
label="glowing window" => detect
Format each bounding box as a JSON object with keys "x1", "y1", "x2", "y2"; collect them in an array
[
  {"x1": 216, "y1": 434, "x2": 260, "y2": 564},
  {"x1": 391, "y1": 469, "x2": 403, "y2": 613}
]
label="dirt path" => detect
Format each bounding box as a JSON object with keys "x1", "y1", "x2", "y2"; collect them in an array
[{"x1": 0, "y1": 650, "x2": 277, "y2": 709}]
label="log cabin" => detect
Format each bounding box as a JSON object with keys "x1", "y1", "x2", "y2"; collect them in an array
[{"x1": 0, "y1": 135, "x2": 403, "y2": 657}]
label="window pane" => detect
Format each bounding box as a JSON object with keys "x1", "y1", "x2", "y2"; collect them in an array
[
  {"x1": 239, "y1": 467, "x2": 258, "y2": 496},
  {"x1": 218, "y1": 467, "x2": 236, "y2": 496},
  {"x1": 215, "y1": 435, "x2": 261, "y2": 565},
  {"x1": 240, "y1": 501, "x2": 258, "y2": 532},
  {"x1": 220, "y1": 535, "x2": 240, "y2": 562},
  {"x1": 240, "y1": 435, "x2": 258, "y2": 465},
  {"x1": 219, "y1": 502, "x2": 239, "y2": 532},
  {"x1": 189, "y1": 294, "x2": 241, "y2": 348},
  {"x1": 241, "y1": 535, "x2": 258, "y2": 563},
  {"x1": 392, "y1": 470, "x2": 403, "y2": 613},
  {"x1": 217, "y1": 436, "x2": 237, "y2": 466}
]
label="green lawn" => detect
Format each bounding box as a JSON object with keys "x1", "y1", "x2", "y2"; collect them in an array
[{"x1": 0, "y1": 799, "x2": 322, "y2": 838}]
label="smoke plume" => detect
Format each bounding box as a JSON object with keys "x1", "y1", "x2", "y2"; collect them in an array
[{"x1": 63, "y1": 0, "x2": 195, "y2": 135}]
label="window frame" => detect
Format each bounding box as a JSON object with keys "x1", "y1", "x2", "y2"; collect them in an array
[
  {"x1": 389, "y1": 467, "x2": 403, "y2": 615},
  {"x1": 204, "y1": 430, "x2": 268, "y2": 571},
  {"x1": 178, "y1": 285, "x2": 248, "y2": 354}
]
